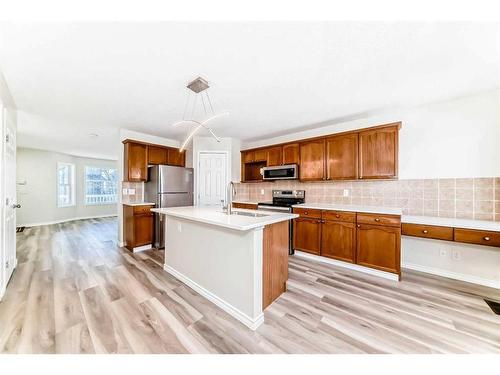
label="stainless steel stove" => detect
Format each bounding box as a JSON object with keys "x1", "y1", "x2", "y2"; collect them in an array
[{"x1": 257, "y1": 190, "x2": 305, "y2": 254}]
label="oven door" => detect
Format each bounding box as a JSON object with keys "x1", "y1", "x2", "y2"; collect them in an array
[{"x1": 262, "y1": 164, "x2": 298, "y2": 180}]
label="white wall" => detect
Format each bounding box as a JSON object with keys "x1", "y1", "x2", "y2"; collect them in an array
[
  {"x1": 243, "y1": 88, "x2": 500, "y2": 179},
  {"x1": 16, "y1": 148, "x2": 118, "y2": 226},
  {"x1": 402, "y1": 237, "x2": 500, "y2": 288}
]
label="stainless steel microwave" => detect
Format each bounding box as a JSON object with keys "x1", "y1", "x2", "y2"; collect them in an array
[{"x1": 262, "y1": 164, "x2": 298, "y2": 180}]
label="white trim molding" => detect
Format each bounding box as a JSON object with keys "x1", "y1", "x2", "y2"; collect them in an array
[
  {"x1": 18, "y1": 213, "x2": 118, "y2": 228},
  {"x1": 164, "y1": 264, "x2": 265, "y2": 330},
  {"x1": 132, "y1": 244, "x2": 152, "y2": 253},
  {"x1": 293, "y1": 251, "x2": 400, "y2": 282},
  {"x1": 402, "y1": 262, "x2": 500, "y2": 289}
]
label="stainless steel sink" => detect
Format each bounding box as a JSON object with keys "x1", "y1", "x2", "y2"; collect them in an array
[{"x1": 224, "y1": 211, "x2": 269, "y2": 218}]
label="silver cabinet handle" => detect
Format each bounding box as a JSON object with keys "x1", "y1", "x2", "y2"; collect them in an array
[
  {"x1": 483, "y1": 237, "x2": 490, "y2": 241},
  {"x1": 422, "y1": 230, "x2": 428, "y2": 234},
  {"x1": 374, "y1": 218, "x2": 380, "y2": 222}
]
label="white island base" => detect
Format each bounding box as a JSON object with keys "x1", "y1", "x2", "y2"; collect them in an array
[{"x1": 153, "y1": 207, "x2": 297, "y2": 330}]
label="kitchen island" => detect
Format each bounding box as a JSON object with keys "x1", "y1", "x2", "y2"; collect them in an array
[{"x1": 151, "y1": 206, "x2": 298, "y2": 330}]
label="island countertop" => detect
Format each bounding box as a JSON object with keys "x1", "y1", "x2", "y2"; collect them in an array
[{"x1": 151, "y1": 206, "x2": 298, "y2": 231}]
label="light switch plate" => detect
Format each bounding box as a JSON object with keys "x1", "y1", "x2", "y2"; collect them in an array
[
  {"x1": 122, "y1": 188, "x2": 128, "y2": 195},
  {"x1": 260, "y1": 189, "x2": 265, "y2": 195},
  {"x1": 128, "y1": 188, "x2": 136, "y2": 195}
]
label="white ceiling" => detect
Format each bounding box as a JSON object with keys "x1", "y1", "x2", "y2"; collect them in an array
[{"x1": 0, "y1": 22, "x2": 499, "y2": 160}]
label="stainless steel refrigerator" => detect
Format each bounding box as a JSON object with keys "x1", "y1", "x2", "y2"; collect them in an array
[{"x1": 145, "y1": 165, "x2": 194, "y2": 248}]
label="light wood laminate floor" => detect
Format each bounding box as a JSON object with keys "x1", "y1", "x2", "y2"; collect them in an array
[{"x1": 1, "y1": 217, "x2": 500, "y2": 353}]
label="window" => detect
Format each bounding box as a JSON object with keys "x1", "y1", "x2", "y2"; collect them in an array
[
  {"x1": 85, "y1": 166, "x2": 118, "y2": 205},
  {"x1": 57, "y1": 162, "x2": 75, "y2": 207}
]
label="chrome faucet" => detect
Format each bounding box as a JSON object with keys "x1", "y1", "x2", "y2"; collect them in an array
[{"x1": 225, "y1": 181, "x2": 236, "y2": 215}]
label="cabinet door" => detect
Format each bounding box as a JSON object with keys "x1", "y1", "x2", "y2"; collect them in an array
[
  {"x1": 134, "y1": 214, "x2": 153, "y2": 246},
  {"x1": 321, "y1": 220, "x2": 356, "y2": 263},
  {"x1": 148, "y1": 146, "x2": 167, "y2": 165},
  {"x1": 326, "y1": 133, "x2": 358, "y2": 180},
  {"x1": 299, "y1": 139, "x2": 326, "y2": 181},
  {"x1": 167, "y1": 148, "x2": 185, "y2": 166},
  {"x1": 356, "y1": 223, "x2": 400, "y2": 275},
  {"x1": 359, "y1": 125, "x2": 399, "y2": 179},
  {"x1": 242, "y1": 151, "x2": 254, "y2": 163},
  {"x1": 293, "y1": 217, "x2": 322, "y2": 255},
  {"x1": 254, "y1": 149, "x2": 268, "y2": 162},
  {"x1": 267, "y1": 146, "x2": 283, "y2": 166},
  {"x1": 282, "y1": 143, "x2": 299, "y2": 165},
  {"x1": 125, "y1": 142, "x2": 148, "y2": 181}
]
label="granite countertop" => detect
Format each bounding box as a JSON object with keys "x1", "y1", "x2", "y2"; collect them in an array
[
  {"x1": 122, "y1": 202, "x2": 156, "y2": 206},
  {"x1": 292, "y1": 203, "x2": 403, "y2": 216},
  {"x1": 151, "y1": 206, "x2": 298, "y2": 231}
]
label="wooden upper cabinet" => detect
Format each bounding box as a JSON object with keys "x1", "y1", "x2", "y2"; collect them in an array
[
  {"x1": 148, "y1": 146, "x2": 167, "y2": 165},
  {"x1": 267, "y1": 146, "x2": 283, "y2": 166},
  {"x1": 358, "y1": 124, "x2": 399, "y2": 179},
  {"x1": 167, "y1": 148, "x2": 185, "y2": 167},
  {"x1": 124, "y1": 142, "x2": 148, "y2": 182},
  {"x1": 326, "y1": 133, "x2": 358, "y2": 180},
  {"x1": 282, "y1": 143, "x2": 299, "y2": 165},
  {"x1": 242, "y1": 151, "x2": 255, "y2": 163},
  {"x1": 254, "y1": 149, "x2": 268, "y2": 162},
  {"x1": 299, "y1": 139, "x2": 326, "y2": 181}
]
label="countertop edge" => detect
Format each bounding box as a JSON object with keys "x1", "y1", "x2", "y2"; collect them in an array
[{"x1": 151, "y1": 208, "x2": 298, "y2": 231}]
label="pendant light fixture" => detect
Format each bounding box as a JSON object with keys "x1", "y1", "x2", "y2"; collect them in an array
[{"x1": 173, "y1": 77, "x2": 229, "y2": 152}]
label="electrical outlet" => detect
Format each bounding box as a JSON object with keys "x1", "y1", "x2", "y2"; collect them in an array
[
  {"x1": 260, "y1": 189, "x2": 265, "y2": 195},
  {"x1": 439, "y1": 248, "x2": 447, "y2": 257},
  {"x1": 452, "y1": 250, "x2": 461, "y2": 261},
  {"x1": 177, "y1": 223, "x2": 182, "y2": 232},
  {"x1": 122, "y1": 188, "x2": 128, "y2": 195},
  {"x1": 343, "y1": 189, "x2": 349, "y2": 197},
  {"x1": 128, "y1": 188, "x2": 136, "y2": 195}
]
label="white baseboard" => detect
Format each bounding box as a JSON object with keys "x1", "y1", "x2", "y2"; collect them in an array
[
  {"x1": 293, "y1": 251, "x2": 400, "y2": 282},
  {"x1": 164, "y1": 264, "x2": 264, "y2": 330},
  {"x1": 132, "y1": 244, "x2": 152, "y2": 253},
  {"x1": 18, "y1": 214, "x2": 118, "y2": 227},
  {"x1": 118, "y1": 241, "x2": 126, "y2": 247},
  {"x1": 402, "y1": 262, "x2": 500, "y2": 289}
]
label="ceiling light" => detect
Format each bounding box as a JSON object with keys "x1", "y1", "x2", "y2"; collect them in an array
[{"x1": 173, "y1": 77, "x2": 228, "y2": 152}]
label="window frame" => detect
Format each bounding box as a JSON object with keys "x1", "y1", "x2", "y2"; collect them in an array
[
  {"x1": 56, "y1": 162, "x2": 76, "y2": 208},
  {"x1": 84, "y1": 166, "x2": 118, "y2": 206}
]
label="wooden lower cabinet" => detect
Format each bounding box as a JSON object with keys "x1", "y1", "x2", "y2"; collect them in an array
[
  {"x1": 293, "y1": 217, "x2": 322, "y2": 255},
  {"x1": 356, "y1": 223, "x2": 400, "y2": 275},
  {"x1": 321, "y1": 220, "x2": 356, "y2": 263},
  {"x1": 124, "y1": 204, "x2": 154, "y2": 251}
]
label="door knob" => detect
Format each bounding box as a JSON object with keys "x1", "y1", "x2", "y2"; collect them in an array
[{"x1": 12, "y1": 204, "x2": 21, "y2": 209}]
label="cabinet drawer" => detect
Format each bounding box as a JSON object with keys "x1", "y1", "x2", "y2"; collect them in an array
[
  {"x1": 402, "y1": 223, "x2": 453, "y2": 241},
  {"x1": 322, "y1": 210, "x2": 356, "y2": 223},
  {"x1": 454, "y1": 228, "x2": 500, "y2": 247},
  {"x1": 293, "y1": 207, "x2": 322, "y2": 219},
  {"x1": 357, "y1": 213, "x2": 401, "y2": 227},
  {"x1": 133, "y1": 205, "x2": 153, "y2": 215},
  {"x1": 232, "y1": 202, "x2": 258, "y2": 210}
]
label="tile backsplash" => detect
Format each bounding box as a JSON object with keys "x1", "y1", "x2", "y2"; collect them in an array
[
  {"x1": 121, "y1": 181, "x2": 144, "y2": 204},
  {"x1": 234, "y1": 177, "x2": 500, "y2": 221}
]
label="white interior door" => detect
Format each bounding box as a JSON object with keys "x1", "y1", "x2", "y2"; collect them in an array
[
  {"x1": 197, "y1": 152, "x2": 228, "y2": 207},
  {"x1": 1, "y1": 106, "x2": 17, "y2": 297}
]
